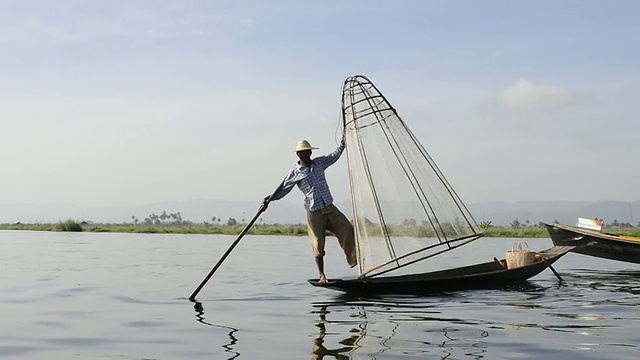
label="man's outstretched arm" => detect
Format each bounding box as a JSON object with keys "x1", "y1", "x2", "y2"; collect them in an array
[
  {"x1": 260, "y1": 170, "x2": 297, "y2": 210},
  {"x1": 317, "y1": 138, "x2": 345, "y2": 169}
]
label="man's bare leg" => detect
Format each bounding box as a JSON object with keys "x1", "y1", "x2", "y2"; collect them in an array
[{"x1": 315, "y1": 256, "x2": 328, "y2": 285}]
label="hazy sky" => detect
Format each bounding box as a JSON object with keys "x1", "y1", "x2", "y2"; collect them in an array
[{"x1": 2, "y1": 0, "x2": 639, "y2": 207}]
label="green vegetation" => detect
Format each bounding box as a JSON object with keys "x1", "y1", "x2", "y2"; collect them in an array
[
  {"x1": 0, "y1": 222, "x2": 310, "y2": 236},
  {"x1": 3, "y1": 221, "x2": 640, "y2": 238},
  {"x1": 4, "y1": 213, "x2": 640, "y2": 238},
  {"x1": 482, "y1": 226, "x2": 548, "y2": 238},
  {"x1": 53, "y1": 219, "x2": 83, "y2": 232},
  {"x1": 7, "y1": 208, "x2": 638, "y2": 239}
]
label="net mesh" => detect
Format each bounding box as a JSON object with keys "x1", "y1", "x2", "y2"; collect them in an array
[{"x1": 342, "y1": 75, "x2": 483, "y2": 278}]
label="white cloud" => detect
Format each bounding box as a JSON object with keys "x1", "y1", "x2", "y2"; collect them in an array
[{"x1": 500, "y1": 79, "x2": 585, "y2": 111}]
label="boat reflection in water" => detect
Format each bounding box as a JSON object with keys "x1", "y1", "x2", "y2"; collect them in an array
[
  {"x1": 308, "y1": 268, "x2": 640, "y2": 359},
  {"x1": 561, "y1": 268, "x2": 640, "y2": 296},
  {"x1": 310, "y1": 296, "x2": 488, "y2": 359}
]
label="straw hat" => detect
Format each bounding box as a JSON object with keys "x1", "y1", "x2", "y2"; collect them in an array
[{"x1": 293, "y1": 140, "x2": 319, "y2": 152}]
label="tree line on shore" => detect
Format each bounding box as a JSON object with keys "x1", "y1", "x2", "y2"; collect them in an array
[
  {"x1": 8, "y1": 207, "x2": 640, "y2": 231},
  {"x1": 4, "y1": 209, "x2": 640, "y2": 236},
  {"x1": 128, "y1": 211, "x2": 640, "y2": 230},
  {"x1": 3, "y1": 213, "x2": 640, "y2": 238}
]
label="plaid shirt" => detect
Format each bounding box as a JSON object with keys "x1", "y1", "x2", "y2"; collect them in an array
[{"x1": 271, "y1": 140, "x2": 345, "y2": 212}]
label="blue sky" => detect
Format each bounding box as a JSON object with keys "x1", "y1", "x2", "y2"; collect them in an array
[{"x1": 1, "y1": 0, "x2": 639, "y2": 207}]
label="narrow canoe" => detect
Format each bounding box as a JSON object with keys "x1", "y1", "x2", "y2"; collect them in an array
[{"x1": 309, "y1": 246, "x2": 574, "y2": 295}]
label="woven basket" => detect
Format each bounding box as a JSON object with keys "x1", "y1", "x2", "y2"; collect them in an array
[{"x1": 505, "y1": 242, "x2": 536, "y2": 269}]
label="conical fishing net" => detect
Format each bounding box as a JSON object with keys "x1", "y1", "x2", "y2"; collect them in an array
[{"x1": 342, "y1": 75, "x2": 483, "y2": 278}]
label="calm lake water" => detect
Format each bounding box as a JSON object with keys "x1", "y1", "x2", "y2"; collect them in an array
[{"x1": 1, "y1": 231, "x2": 639, "y2": 359}]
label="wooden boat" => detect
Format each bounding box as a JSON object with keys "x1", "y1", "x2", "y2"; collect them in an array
[
  {"x1": 308, "y1": 75, "x2": 573, "y2": 295},
  {"x1": 309, "y1": 245, "x2": 574, "y2": 295},
  {"x1": 545, "y1": 222, "x2": 640, "y2": 264}
]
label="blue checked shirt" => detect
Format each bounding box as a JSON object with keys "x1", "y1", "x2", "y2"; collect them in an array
[{"x1": 271, "y1": 140, "x2": 345, "y2": 212}]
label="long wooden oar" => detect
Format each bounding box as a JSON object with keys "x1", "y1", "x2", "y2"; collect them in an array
[
  {"x1": 541, "y1": 258, "x2": 564, "y2": 282},
  {"x1": 189, "y1": 181, "x2": 284, "y2": 301}
]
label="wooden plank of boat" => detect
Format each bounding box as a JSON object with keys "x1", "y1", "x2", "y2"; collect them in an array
[
  {"x1": 545, "y1": 223, "x2": 640, "y2": 264},
  {"x1": 308, "y1": 245, "x2": 574, "y2": 295}
]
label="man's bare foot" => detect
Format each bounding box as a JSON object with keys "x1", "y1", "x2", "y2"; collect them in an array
[
  {"x1": 348, "y1": 254, "x2": 357, "y2": 268},
  {"x1": 318, "y1": 275, "x2": 328, "y2": 285}
]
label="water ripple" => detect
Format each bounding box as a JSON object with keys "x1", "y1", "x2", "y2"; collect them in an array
[
  {"x1": 309, "y1": 277, "x2": 640, "y2": 359},
  {"x1": 3, "y1": 233, "x2": 640, "y2": 359}
]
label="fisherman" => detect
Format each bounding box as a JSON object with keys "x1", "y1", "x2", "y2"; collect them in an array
[{"x1": 260, "y1": 138, "x2": 357, "y2": 285}]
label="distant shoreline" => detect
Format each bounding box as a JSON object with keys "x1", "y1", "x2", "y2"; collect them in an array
[{"x1": 3, "y1": 223, "x2": 639, "y2": 238}]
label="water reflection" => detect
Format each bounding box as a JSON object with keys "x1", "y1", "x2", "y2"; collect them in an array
[
  {"x1": 311, "y1": 305, "x2": 364, "y2": 359},
  {"x1": 306, "y1": 271, "x2": 640, "y2": 359},
  {"x1": 192, "y1": 301, "x2": 240, "y2": 359},
  {"x1": 311, "y1": 296, "x2": 489, "y2": 359},
  {"x1": 566, "y1": 269, "x2": 640, "y2": 296}
]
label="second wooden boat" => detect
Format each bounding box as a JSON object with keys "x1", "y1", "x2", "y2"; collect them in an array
[{"x1": 545, "y1": 222, "x2": 640, "y2": 264}]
